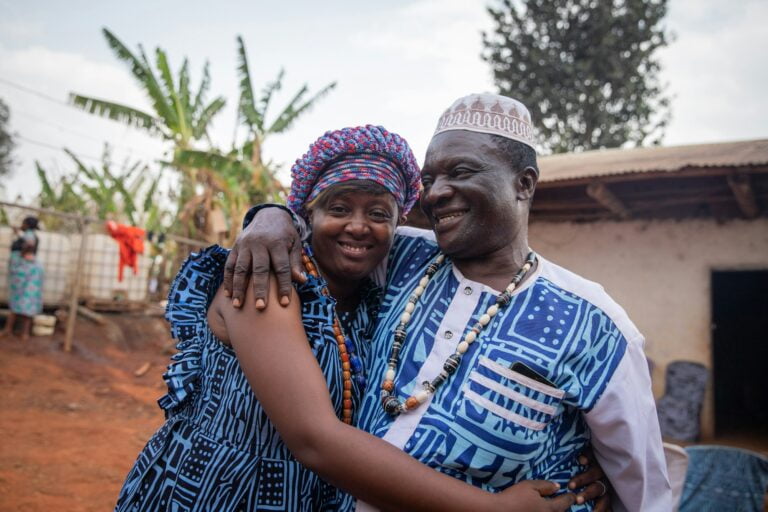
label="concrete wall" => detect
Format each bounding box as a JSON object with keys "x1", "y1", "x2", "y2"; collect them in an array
[{"x1": 529, "y1": 217, "x2": 768, "y2": 439}]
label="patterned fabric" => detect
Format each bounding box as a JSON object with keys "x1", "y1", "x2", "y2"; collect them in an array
[
  {"x1": 307, "y1": 154, "x2": 406, "y2": 208},
  {"x1": 8, "y1": 231, "x2": 44, "y2": 316},
  {"x1": 287, "y1": 125, "x2": 420, "y2": 218},
  {"x1": 656, "y1": 361, "x2": 709, "y2": 442},
  {"x1": 680, "y1": 445, "x2": 768, "y2": 512},
  {"x1": 116, "y1": 245, "x2": 380, "y2": 512},
  {"x1": 433, "y1": 93, "x2": 536, "y2": 150},
  {"x1": 356, "y1": 233, "x2": 648, "y2": 511}
]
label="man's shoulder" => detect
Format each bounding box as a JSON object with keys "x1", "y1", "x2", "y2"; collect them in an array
[
  {"x1": 537, "y1": 255, "x2": 643, "y2": 346},
  {"x1": 384, "y1": 227, "x2": 440, "y2": 283},
  {"x1": 391, "y1": 227, "x2": 439, "y2": 262}
]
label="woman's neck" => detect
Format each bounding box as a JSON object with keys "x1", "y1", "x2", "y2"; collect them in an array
[{"x1": 323, "y1": 273, "x2": 363, "y2": 313}]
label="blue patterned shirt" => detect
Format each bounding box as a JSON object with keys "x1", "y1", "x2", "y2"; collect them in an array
[{"x1": 356, "y1": 229, "x2": 671, "y2": 512}]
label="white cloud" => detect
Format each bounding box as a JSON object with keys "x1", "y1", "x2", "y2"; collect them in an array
[{"x1": 660, "y1": 0, "x2": 768, "y2": 144}]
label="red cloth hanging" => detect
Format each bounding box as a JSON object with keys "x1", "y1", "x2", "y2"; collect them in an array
[{"x1": 106, "y1": 221, "x2": 145, "y2": 281}]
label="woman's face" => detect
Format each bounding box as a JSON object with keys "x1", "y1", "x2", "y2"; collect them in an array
[{"x1": 309, "y1": 190, "x2": 398, "y2": 284}]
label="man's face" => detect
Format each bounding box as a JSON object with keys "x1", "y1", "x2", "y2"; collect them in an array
[{"x1": 420, "y1": 130, "x2": 531, "y2": 260}]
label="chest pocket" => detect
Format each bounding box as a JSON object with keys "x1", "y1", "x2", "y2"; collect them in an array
[{"x1": 449, "y1": 353, "x2": 565, "y2": 473}]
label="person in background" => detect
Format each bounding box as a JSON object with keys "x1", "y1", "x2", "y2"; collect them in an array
[{"x1": 2, "y1": 216, "x2": 44, "y2": 341}]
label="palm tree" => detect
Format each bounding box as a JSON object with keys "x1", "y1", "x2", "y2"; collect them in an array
[
  {"x1": 71, "y1": 30, "x2": 336, "y2": 244},
  {"x1": 70, "y1": 29, "x2": 225, "y2": 148},
  {"x1": 174, "y1": 36, "x2": 336, "y2": 244},
  {"x1": 35, "y1": 146, "x2": 167, "y2": 233},
  {"x1": 69, "y1": 28, "x2": 225, "y2": 238}
]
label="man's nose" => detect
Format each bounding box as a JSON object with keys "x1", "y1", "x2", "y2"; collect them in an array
[{"x1": 423, "y1": 176, "x2": 453, "y2": 205}]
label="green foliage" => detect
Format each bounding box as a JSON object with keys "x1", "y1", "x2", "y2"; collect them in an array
[
  {"x1": 69, "y1": 28, "x2": 225, "y2": 147},
  {"x1": 35, "y1": 146, "x2": 167, "y2": 232},
  {"x1": 0, "y1": 97, "x2": 15, "y2": 178},
  {"x1": 483, "y1": 0, "x2": 671, "y2": 153},
  {"x1": 68, "y1": 29, "x2": 335, "y2": 244}
]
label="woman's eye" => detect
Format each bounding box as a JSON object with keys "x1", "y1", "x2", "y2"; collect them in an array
[
  {"x1": 328, "y1": 205, "x2": 348, "y2": 214},
  {"x1": 370, "y1": 210, "x2": 392, "y2": 220}
]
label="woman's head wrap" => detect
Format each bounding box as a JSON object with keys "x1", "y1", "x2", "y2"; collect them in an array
[{"x1": 288, "y1": 125, "x2": 420, "y2": 218}]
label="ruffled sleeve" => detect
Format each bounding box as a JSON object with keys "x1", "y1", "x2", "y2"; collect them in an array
[{"x1": 158, "y1": 245, "x2": 229, "y2": 413}]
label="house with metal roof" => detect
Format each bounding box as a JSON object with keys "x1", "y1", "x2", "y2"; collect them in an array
[{"x1": 530, "y1": 138, "x2": 768, "y2": 445}]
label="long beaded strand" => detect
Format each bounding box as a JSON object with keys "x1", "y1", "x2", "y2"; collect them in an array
[
  {"x1": 380, "y1": 251, "x2": 537, "y2": 417},
  {"x1": 301, "y1": 244, "x2": 365, "y2": 424}
]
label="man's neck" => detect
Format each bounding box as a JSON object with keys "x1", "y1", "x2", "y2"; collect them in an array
[{"x1": 451, "y1": 241, "x2": 534, "y2": 292}]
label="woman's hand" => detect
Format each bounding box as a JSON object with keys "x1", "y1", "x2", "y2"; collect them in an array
[
  {"x1": 223, "y1": 207, "x2": 304, "y2": 309},
  {"x1": 567, "y1": 449, "x2": 612, "y2": 511},
  {"x1": 494, "y1": 481, "x2": 575, "y2": 512}
]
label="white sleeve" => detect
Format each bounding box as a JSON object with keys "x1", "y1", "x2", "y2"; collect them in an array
[{"x1": 584, "y1": 336, "x2": 673, "y2": 512}]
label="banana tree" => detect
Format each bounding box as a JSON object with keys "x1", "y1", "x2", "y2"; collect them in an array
[
  {"x1": 69, "y1": 28, "x2": 225, "y2": 237},
  {"x1": 174, "y1": 36, "x2": 336, "y2": 244},
  {"x1": 34, "y1": 146, "x2": 167, "y2": 233}
]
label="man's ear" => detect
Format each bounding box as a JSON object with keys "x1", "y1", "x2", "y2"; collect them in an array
[{"x1": 516, "y1": 167, "x2": 538, "y2": 201}]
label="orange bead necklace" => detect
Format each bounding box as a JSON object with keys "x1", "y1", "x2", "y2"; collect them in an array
[{"x1": 301, "y1": 244, "x2": 365, "y2": 424}]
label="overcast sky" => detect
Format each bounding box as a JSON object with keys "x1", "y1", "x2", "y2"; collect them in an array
[{"x1": 1, "y1": 0, "x2": 767, "y2": 202}]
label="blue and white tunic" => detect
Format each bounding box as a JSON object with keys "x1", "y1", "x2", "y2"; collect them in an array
[
  {"x1": 116, "y1": 245, "x2": 379, "y2": 512},
  {"x1": 357, "y1": 229, "x2": 671, "y2": 512}
]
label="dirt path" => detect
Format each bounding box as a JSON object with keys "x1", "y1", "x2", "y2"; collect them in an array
[{"x1": 0, "y1": 313, "x2": 174, "y2": 511}]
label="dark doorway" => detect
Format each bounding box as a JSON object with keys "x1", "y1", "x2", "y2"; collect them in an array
[{"x1": 712, "y1": 271, "x2": 768, "y2": 442}]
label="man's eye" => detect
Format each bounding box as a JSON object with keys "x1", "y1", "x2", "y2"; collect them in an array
[{"x1": 453, "y1": 167, "x2": 474, "y2": 176}]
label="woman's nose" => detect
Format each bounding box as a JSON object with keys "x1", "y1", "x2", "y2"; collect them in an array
[{"x1": 344, "y1": 213, "x2": 371, "y2": 236}]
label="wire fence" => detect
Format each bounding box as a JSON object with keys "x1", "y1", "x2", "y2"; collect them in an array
[{"x1": 0, "y1": 200, "x2": 208, "y2": 351}]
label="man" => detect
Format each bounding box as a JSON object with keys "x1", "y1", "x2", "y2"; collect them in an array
[{"x1": 225, "y1": 93, "x2": 671, "y2": 511}]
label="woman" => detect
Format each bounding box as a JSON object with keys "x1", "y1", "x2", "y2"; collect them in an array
[
  {"x1": 116, "y1": 126, "x2": 592, "y2": 511},
  {"x1": 2, "y1": 216, "x2": 44, "y2": 341}
]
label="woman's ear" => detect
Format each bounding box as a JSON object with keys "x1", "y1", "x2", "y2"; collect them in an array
[{"x1": 398, "y1": 214, "x2": 408, "y2": 226}]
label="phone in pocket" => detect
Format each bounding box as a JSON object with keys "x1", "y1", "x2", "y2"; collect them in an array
[{"x1": 510, "y1": 361, "x2": 556, "y2": 388}]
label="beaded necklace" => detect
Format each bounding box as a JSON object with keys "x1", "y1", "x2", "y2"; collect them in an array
[
  {"x1": 301, "y1": 244, "x2": 365, "y2": 424},
  {"x1": 380, "y1": 250, "x2": 537, "y2": 416}
]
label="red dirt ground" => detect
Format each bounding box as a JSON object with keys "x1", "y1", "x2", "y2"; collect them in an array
[
  {"x1": 0, "y1": 311, "x2": 173, "y2": 512},
  {"x1": 2, "y1": 310, "x2": 766, "y2": 511}
]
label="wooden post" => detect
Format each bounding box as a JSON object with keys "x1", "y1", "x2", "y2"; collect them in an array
[
  {"x1": 726, "y1": 173, "x2": 760, "y2": 219},
  {"x1": 586, "y1": 182, "x2": 631, "y2": 220},
  {"x1": 64, "y1": 219, "x2": 89, "y2": 352}
]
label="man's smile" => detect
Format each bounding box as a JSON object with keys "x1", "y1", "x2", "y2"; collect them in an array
[{"x1": 432, "y1": 209, "x2": 469, "y2": 228}]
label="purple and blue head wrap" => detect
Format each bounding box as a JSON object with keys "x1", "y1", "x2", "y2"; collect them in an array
[{"x1": 288, "y1": 125, "x2": 421, "y2": 218}]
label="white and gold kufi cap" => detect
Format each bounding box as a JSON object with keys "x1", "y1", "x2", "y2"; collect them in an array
[{"x1": 433, "y1": 93, "x2": 536, "y2": 150}]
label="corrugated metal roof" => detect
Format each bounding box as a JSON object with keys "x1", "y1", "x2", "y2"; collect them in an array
[{"x1": 537, "y1": 139, "x2": 768, "y2": 183}]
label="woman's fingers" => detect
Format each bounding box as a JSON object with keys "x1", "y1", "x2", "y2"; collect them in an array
[
  {"x1": 575, "y1": 480, "x2": 610, "y2": 507},
  {"x1": 568, "y1": 464, "x2": 603, "y2": 491}
]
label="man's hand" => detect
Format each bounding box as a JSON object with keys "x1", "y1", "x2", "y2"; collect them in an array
[
  {"x1": 495, "y1": 481, "x2": 576, "y2": 512},
  {"x1": 568, "y1": 449, "x2": 612, "y2": 511},
  {"x1": 223, "y1": 207, "x2": 304, "y2": 309}
]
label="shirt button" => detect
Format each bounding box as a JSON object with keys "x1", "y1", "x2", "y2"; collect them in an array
[
  {"x1": 464, "y1": 286, "x2": 473, "y2": 295},
  {"x1": 444, "y1": 330, "x2": 453, "y2": 339}
]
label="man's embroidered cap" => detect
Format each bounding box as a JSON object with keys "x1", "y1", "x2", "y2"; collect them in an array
[{"x1": 433, "y1": 93, "x2": 536, "y2": 151}]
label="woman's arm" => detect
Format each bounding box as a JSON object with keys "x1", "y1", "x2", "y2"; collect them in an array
[{"x1": 213, "y1": 276, "x2": 575, "y2": 512}]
